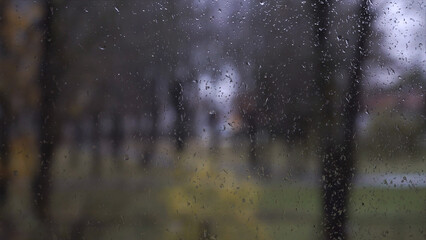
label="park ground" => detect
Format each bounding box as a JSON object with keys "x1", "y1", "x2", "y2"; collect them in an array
[{"x1": 3, "y1": 141, "x2": 425, "y2": 240}]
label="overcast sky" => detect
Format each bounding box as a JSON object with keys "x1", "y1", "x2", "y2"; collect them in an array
[
  {"x1": 372, "y1": 0, "x2": 426, "y2": 85},
  {"x1": 195, "y1": 0, "x2": 425, "y2": 101}
]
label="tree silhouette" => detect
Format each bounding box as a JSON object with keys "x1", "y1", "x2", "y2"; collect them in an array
[
  {"x1": 32, "y1": 0, "x2": 60, "y2": 228},
  {"x1": 313, "y1": 0, "x2": 372, "y2": 239}
]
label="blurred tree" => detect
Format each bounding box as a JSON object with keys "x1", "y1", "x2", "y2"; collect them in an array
[
  {"x1": 32, "y1": 0, "x2": 61, "y2": 227},
  {"x1": 0, "y1": 0, "x2": 11, "y2": 209},
  {"x1": 170, "y1": 80, "x2": 187, "y2": 152},
  {"x1": 234, "y1": 91, "x2": 262, "y2": 174},
  {"x1": 312, "y1": 0, "x2": 372, "y2": 239},
  {"x1": 0, "y1": 5, "x2": 44, "y2": 239},
  {"x1": 110, "y1": 110, "x2": 124, "y2": 167},
  {"x1": 141, "y1": 78, "x2": 158, "y2": 167},
  {"x1": 207, "y1": 105, "x2": 219, "y2": 158},
  {"x1": 229, "y1": 1, "x2": 318, "y2": 177},
  {"x1": 167, "y1": 0, "x2": 194, "y2": 154},
  {"x1": 91, "y1": 111, "x2": 102, "y2": 177},
  {"x1": 0, "y1": 93, "x2": 10, "y2": 207}
]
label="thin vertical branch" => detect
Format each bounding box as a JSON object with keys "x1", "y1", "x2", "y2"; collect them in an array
[{"x1": 32, "y1": 1, "x2": 58, "y2": 228}]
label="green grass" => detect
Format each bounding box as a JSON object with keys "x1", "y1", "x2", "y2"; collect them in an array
[
  {"x1": 258, "y1": 184, "x2": 426, "y2": 240},
  {"x1": 39, "y1": 173, "x2": 425, "y2": 240},
  {"x1": 4, "y1": 143, "x2": 425, "y2": 239},
  {"x1": 7, "y1": 173, "x2": 425, "y2": 240}
]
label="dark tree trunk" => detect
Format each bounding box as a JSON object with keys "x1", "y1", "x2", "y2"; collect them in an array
[
  {"x1": 334, "y1": 1, "x2": 371, "y2": 236},
  {"x1": 246, "y1": 75, "x2": 270, "y2": 177},
  {"x1": 0, "y1": 0, "x2": 9, "y2": 55},
  {"x1": 0, "y1": 0, "x2": 11, "y2": 213},
  {"x1": 91, "y1": 112, "x2": 102, "y2": 177},
  {"x1": 69, "y1": 214, "x2": 88, "y2": 240},
  {"x1": 111, "y1": 111, "x2": 123, "y2": 169},
  {"x1": 208, "y1": 109, "x2": 219, "y2": 158},
  {"x1": 70, "y1": 118, "x2": 84, "y2": 168},
  {"x1": 32, "y1": 0, "x2": 58, "y2": 226},
  {"x1": 237, "y1": 90, "x2": 267, "y2": 176},
  {"x1": 313, "y1": 0, "x2": 371, "y2": 239},
  {"x1": 312, "y1": 0, "x2": 344, "y2": 238},
  {"x1": 170, "y1": 80, "x2": 186, "y2": 152},
  {"x1": 286, "y1": 139, "x2": 303, "y2": 179},
  {"x1": 312, "y1": 0, "x2": 341, "y2": 239},
  {"x1": 0, "y1": 95, "x2": 10, "y2": 207},
  {"x1": 141, "y1": 80, "x2": 158, "y2": 167},
  {"x1": 247, "y1": 111, "x2": 258, "y2": 173}
]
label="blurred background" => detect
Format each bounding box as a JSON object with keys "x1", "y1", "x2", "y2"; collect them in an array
[{"x1": 0, "y1": 0, "x2": 425, "y2": 239}]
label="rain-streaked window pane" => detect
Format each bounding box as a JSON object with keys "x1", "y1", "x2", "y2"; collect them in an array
[{"x1": 0, "y1": 0, "x2": 424, "y2": 239}]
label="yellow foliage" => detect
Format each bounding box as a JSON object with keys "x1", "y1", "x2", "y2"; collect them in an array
[
  {"x1": 0, "y1": 1, "x2": 42, "y2": 179},
  {"x1": 9, "y1": 135, "x2": 37, "y2": 178},
  {"x1": 164, "y1": 160, "x2": 268, "y2": 240},
  {"x1": 0, "y1": 0, "x2": 42, "y2": 110}
]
